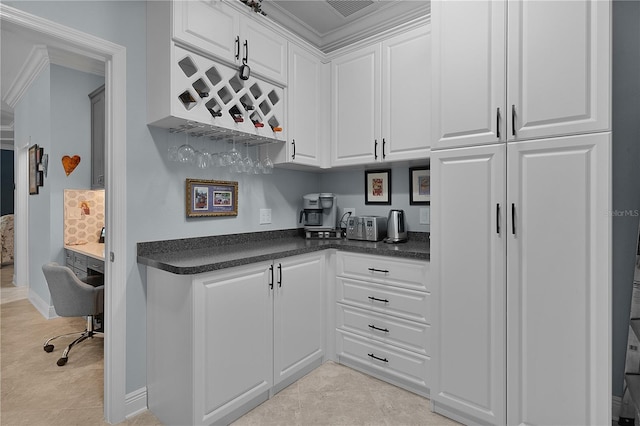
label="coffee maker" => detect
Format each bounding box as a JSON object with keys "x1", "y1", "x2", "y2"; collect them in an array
[{"x1": 299, "y1": 193, "x2": 340, "y2": 239}]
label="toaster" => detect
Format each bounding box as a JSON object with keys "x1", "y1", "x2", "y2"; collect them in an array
[{"x1": 346, "y1": 216, "x2": 387, "y2": 241}]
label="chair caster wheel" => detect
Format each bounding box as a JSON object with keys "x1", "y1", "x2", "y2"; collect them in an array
[
  {"x1": 57, "y1": 357, "x2": 68, "y2": 366},
  {"x1": 44, "y1": 344, "x2": 54, "y2": 353}
]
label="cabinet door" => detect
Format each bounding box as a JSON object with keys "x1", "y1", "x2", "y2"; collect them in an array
[
  {"x1": 507, "y1": 0, "x2": 610, "y2": 140},
  {"x1": 193, "y1": 263, "x2": 273, "y2": 424},
  {"x1": 273, "y1": 253, "x2": 324, "y2": 386},
  {"x1": 431, "y1": 0, "x2": 506, "y2": 150},
  {"x1": 284, "y1": 44, "x2": 324, "y2": 167},
  {"x1": 173, "y1": 0, "x2": 239, "y2": 63},
  {"x1": 89, "y1": 85, "x2": 105, "y2": 189},
  {"x1": 506, "y1": 134, "x2": 610, "y2": 425},
  {"x1": 430, "y1": 144, "x2": 506, "y2": 425},
  {"x1": 382, "y1": 25, "x2": 431, "y2": 161},
  {"x1": 331, "y1": 45, "x2": 381, "y2": 167},
  {"x1": 241, "y1": 17, "x2": 288, "y2": 85}
]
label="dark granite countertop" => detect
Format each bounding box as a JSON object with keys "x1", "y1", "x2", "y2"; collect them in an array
[{"x1": 137, "y1": 229, "x2": 429, "y2": 275}]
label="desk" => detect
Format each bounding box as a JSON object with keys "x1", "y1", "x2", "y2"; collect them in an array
[{"x1": 64, "y1": 243, "x2": 105, "y2": 279}]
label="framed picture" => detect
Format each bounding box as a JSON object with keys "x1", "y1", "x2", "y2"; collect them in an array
[
  {"x1": 410, "y1": 166, "x2": 430, "y2": 205},
  {"x1": 365, "y1": 169, "x2": 391, "y2": 205},
  {"x1": 28, "y1": 144, "x2": 39, "y2": 195},
  {"x1": 186, "y1": 179, "x2": 238, "y2": 217}
]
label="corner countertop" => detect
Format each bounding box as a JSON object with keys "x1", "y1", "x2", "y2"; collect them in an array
[
  {"x1": 65, "y1": 242, "x2": 105, "y2": 262},
  {"x1": 137, "y1": 230, "x2": 429, "y2": 275}
]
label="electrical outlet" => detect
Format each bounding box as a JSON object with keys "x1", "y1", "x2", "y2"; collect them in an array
[
  {"x1": 343, "y1": 208, "x2": 355, "y2": 218},
  {"x1": 259, "y1": 208, "x2": 271, "y2": 224},
  {"x1": 419, "y1": 208, "x2": 430, "y2": 225}
]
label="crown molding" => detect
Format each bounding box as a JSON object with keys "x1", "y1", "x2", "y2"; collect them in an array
[
  {"x1": 3, "y1": 44, "x2": 50, "y2": 109},
  {"x1": 49, "y1": 47, "x2": 105, "y2": 77}
]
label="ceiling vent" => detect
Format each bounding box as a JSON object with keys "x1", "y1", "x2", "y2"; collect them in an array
[{"x1": 326, "y1": 0, "x2": 375, "y2": 18}]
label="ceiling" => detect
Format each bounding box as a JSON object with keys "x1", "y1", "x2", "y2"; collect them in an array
[
  {"x1": 262, "y1": 0, "x2": 430, "y2": 52},
  {"x1": 0, "y1": 0, "x2": 430, "y2": 140}
]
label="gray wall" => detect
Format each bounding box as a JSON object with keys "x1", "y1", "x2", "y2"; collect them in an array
[
  {"x1": 319, "y1": 165, "x2": 430, "y2": 233},
  {"x1": 611, "y1": 0, "x2": 640, "y2": 398}
]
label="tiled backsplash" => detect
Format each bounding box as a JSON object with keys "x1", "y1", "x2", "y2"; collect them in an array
[{"x1": 64, "y1": 189, "x2": 105, "y2": 245}]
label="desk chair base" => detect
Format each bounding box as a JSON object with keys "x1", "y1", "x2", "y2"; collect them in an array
[{"x1": 43, "y1": 315, "x2": 104, "y2": 366}]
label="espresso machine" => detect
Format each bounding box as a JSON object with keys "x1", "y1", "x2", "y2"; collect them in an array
[{"x1": 299, "y1": 193, "x2": 340, "y2": 239}]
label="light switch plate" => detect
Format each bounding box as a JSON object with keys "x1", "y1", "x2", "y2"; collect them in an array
[
  {"x1": 419, "y1": 208, "x2": 430, "y2": 225},
  {"x1": 260, "y1": 208, "x2": 272, "y2": 224}
]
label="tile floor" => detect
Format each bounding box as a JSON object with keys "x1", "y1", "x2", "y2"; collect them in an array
[{"x1": 1, "y1": 265, "x2": 458, "y2": 425}]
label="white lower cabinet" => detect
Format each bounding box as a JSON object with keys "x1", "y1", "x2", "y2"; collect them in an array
[
  {"x1": 147, "y1": 252, "x2": 325, "y2": 426},
  {"x1": 334, "y1": 252, "x2": 431, "y2": 397},
  {"x1": 430, "y1": 133, "x2": 611, "y2": 425}
]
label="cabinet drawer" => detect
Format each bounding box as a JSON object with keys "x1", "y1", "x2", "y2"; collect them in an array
[
  {"x1": 337, "y1": 251, "x2": 429, "y2": 291},
  {"x1": 73, "y1": 253, "x2": 88, "y2": 270},
  {"x1": 74, "y1": 267, "x2": 88, "y2": 280},
  {"x1": 65, "y1": 250, "x2": 75, "y2": 268},
  {"x1": 337, "y1": 304, "x2": 430, "y2": 356},
  {"x1": 336, "y1": 329, "x2": 430, "y2": 392},
  {"x1": 87, "y1": 258, "x2": 104, "y2": 274},
  {"x1": 336, "y1": 277, "x2": 430, "y2": 324}
]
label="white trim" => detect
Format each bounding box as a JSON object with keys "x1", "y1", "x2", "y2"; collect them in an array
[
  {"x1": 125, "y1": 387, "x2": 148, "y2": 419},
  {"x1": 612, "y1": 395, "x2": 622, "y2": 421},
  {"x1": 3, "y1": 44, "x2": 50, "y2": 108},
  {"x1": 28, "y1": 288, "x2": 56, "y2": 319},
  {"x1": 0, "y1": 4, "x2": 127, "y2": 424}
]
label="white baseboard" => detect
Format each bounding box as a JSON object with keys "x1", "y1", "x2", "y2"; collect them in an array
[
  {"x1": 125, "y1": 387, "x2": 148, "y2": 419},
  {"x1": 28, "y1": 288, "x2": 56, "y2": 319},
  {"x1": 613, "y1": 395, "x2": 622, "y2": 422}
]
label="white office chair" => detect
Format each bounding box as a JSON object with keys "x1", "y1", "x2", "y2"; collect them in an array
[{"x1": 41, "y1": 262, "x2": 104, "y2": 366}]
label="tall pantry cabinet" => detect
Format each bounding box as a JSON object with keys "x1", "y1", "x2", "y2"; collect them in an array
[{"x1": 430, "y1": 1, "x2": 611, "y2": 425}]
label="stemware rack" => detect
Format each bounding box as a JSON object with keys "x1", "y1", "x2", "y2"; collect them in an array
[{"x1": 149, "y1": 44, "x2": 285, "y2": 146}]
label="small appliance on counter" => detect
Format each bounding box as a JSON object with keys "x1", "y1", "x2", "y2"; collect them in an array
[
  {"x1": 299, "y1": 193, "x2": 341, "y2": 239},
  {"x1": 384, "y1": 209, "x2": 408, "y2": 243},
  {"x1": 346, "y1": 216, "x2": 387, "y2": 242}
]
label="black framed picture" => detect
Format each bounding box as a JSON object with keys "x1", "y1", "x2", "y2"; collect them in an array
[
  {"x1": 365, "y1": 169, "x2": 391, "y2": 205},
  {"x1": 410, "y1": 167, "x2": 430, "y2": 205}
]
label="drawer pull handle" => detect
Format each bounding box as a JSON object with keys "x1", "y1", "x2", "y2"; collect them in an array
[
  {"x1": 368, "y1": 268, "x2": 389, "y2": 274},
  {"x1": 368, "y1": 296, "x2": 389, "y2": 303},
  {"x1": 368, "y1": 353, "x2": 388, "y2": 363},
  {"x1": 368, "y1": 324, "x2": 389, "y2": 333}
]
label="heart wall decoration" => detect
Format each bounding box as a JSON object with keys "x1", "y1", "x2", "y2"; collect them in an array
[{"x1": 62, "y1": 155, "x2": 81, "y2": 176}]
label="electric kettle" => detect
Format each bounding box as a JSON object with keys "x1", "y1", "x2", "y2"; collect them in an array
[{"x1": 384, "y1": 209, "x2": 408, "y2": 243}]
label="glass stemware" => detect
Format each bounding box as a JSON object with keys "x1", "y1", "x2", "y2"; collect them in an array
[
  {"x1": 242, "y1": 143, "x2": 254, "y2": 174},
  {"x1": 261, "y1": 143, "x2": 274, "y2": 174},
  {"x1": 177, "y1": 132, "x2": 195, "y2": 164}
]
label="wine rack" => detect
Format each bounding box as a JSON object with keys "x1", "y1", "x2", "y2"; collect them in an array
[{"x1": 151, "y1": 45, "x2": 285, "y2": 145}]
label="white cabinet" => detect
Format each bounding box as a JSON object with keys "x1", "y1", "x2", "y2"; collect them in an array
[
  {"x1": 381, "y1": 25, "x2": 431, "y2": 162},
  {"x1": 334, "y1": 252, "x2": 431, "y2": 396},
  {"x1": 430, "y1": 133, "x2": 610, "y2": 425},
  {"x1": 505, "y1": 135, "x2": 610, "y2": 426},
  {"x1": 146, "y1": 252, "x2": 325, "y2": 425},
  {"x1": 431, "y1": 0, "x2": 610, "y2": 150},
  {"x1": 331, "y1": 44, "x2": 380, "y2": 167},
  {"x1": 331, "y1": 24, "x2": 431, "y2": 167},
  {"x1": 171, "y1": 0, "x2": 287, "y2": 85},
  {"x1": 273, "y1": 253, "x2": 325, "y2": 388},
  {"x1": 147, "y1": 0, "x2": 287, "y2": 142},
  {"x1": 271, "y1": 43, "x2": 327, "y2": 168},
  {"x1": 430, "y1": 144, "x2": 506, "y2": 425}
]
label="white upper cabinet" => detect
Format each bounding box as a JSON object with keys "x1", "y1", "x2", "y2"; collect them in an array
[
  {"x1": 331, "y1": 44, "x2": 381, "y2": 167},
  {"x1": 171, "y1": 0, "x2": 287, "y2": 85},
  {"x1": 172, "y1": 0, "x2": 240, "y2": 62},
  {"x1": 507, "y1": 0, "x2": 610, "y2": 140},
  {"x1": 331, "y1": 23, "x2": 431, "y2": 167},
  {"x1": 432, "y1": 0, "x2": 610, "y2": 150},
  {"x1": 382, "y1": 25, "x2": 431, "y2": 162},
  {"x1": 272, "y1": 43, "x2": 327, "y2": 168},
  {"x1": 431, "y1": 0, "x2": 506, "y2": 149}
]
